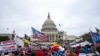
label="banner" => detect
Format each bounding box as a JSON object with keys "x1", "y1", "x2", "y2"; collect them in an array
[{"x1": 0, "y1": 40, "x2": 17, "y2": 52}]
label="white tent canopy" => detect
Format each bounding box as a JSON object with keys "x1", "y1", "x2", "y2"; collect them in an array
[{"x1": 71, "y1": 41, "x2": 92, "y2": 47}]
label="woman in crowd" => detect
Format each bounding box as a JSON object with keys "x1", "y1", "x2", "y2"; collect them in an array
[{"x1": 64, "y1": 47, "x2": 77, "y2": 56}]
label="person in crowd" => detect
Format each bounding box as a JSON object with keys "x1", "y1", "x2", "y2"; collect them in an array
[
  {"x1": 47, "y1": 48, "x2": 53, "y2": 56},
  {"x1": 4, "y1": 51, "x2": 9, "y2": 56},
  {"x1": 42, "y1": 48, "x2": 48, "y2": 56},
  {"x1": 32, "y1": 49, "x2": 37, "y2": 56},
  {"x1": 11, "y1": 51, "x2": 16, "y2": 56},
  {"x1": 25, "y1": 46, "x2": 32, "y2": 56},
  {"x1": 37, "y1": 49, "x2": 45, "y2": 56},
  {"x1": 53, "y1": 50, "x2": 64, "y2": 56},
  {"x1": 19, "y1": 47, "x2": 24, "y2": 56},
  {"x1": 0, "y1": 51, "x2": 4, "y2": 56},
  {"x1": 64, "y1": 47, "x2": 71, "y2": 56},
  {"x1": 76, "y1": 45, "x2": 81, "y2": 56},
  {"x1": 72, "y1": 47, "x2": 77, "y2": 53},
  {"x1": 91, "y1": 44, "x2": 100, "y2": 55},
  {"x1": 9, "y1": 52, "x2": 12, "y2": 56},
  {"x1": 22, "y1": 50, "x2": 26, "y2": 56},
  {"x1": 70, "y1": 51, "x2": 77, "y2": 56},
  {"x1": 52, "y1": 46, "x2": 64, "y2": 56},
  {"x1": 26, "y1": 50, "x2": 32, "y2": 56},
  {"x1": 64, "y1": 47, "x2": 77, "y2": 56}
]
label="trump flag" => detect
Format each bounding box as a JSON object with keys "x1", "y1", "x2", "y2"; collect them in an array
[{"x1": 90, "y1": 32, "x2": 100, "y2": 45}]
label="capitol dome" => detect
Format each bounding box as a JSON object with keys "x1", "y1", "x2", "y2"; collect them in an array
[{"x1": 41, "y1": 13, "x2": 58, "y2": 32}]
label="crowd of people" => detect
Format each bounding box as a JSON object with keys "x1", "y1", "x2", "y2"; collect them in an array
[
  {"x1": 0, "y1": 45, "x2": 76, "y2": 56},
  {"x1": 0, "y1": 34, "x2": 100, "y2": 56},
  {"x1": 0, "y1": 43, "x2": 100, "y2": 56}
]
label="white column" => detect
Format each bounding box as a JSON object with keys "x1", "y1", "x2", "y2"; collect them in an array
[{"x1": 54, "y1": 34, "x2": 56, "y2": 41}]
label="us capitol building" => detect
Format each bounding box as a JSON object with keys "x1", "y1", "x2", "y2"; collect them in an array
[
  {"x1": 41, "y1": 13, "x2": 63, "y2": 41},
  {"x1": 31, "y1": 13, "x2": 77, "y2": 45}
]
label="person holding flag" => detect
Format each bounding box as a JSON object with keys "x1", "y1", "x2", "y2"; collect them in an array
[{"x1": 24, "y1": 34, "x2": 30, "y2": 41}]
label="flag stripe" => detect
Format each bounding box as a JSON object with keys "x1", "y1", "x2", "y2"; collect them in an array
[{"x1": 31, "y1": 27, "x2": 48, "y2": 41}]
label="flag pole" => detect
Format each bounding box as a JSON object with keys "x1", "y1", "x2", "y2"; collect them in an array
[
  {"x1": 89, "y1": 29, "x2": 100, "y2": 56},
  {"x1": 6, "y1": 28, "x2": 10, "y2": 33},
  {"x1": 58, "y1": 24, "x2": 61, "y2": 31},
  {"x1": 89, "y1": 29, "x2": 96, "y2": 46}
]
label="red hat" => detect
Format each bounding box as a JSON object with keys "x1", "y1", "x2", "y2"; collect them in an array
[{"x1": 52, "y1": 46, "x2": 59, "y2": 52}]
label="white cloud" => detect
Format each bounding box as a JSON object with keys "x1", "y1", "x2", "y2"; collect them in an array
[{"x1": 0, "y1": 0, "x2": 100, "y2": 36}]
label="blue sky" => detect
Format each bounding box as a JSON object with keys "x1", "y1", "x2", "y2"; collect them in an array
[{"x1": 0, "y1": 0, "x2": 100, "y2": 37}]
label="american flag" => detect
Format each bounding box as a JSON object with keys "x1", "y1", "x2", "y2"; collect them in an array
[{"x1": 31, "y1": 27, "x2": 48, "y2": 41}]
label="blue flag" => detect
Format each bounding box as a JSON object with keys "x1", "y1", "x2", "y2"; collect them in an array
[
  {"x1": 90, "y1": 32, "x2": 100, "y2": 45},
  {"x1": 31, "y1": 27, "x2": 40, "y2": 35}
]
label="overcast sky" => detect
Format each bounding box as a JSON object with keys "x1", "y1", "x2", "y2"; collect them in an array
[{"x1": 0, "y1": 0, "x2": 100, "y2": 37}]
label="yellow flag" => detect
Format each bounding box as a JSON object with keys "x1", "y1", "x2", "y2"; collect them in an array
[
  {"x1": 24, "y1": 39, "x2": 30, "y2": 45},
  {"x1": 53, "y1": 42, "x2": 59, "y2": 46}
]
